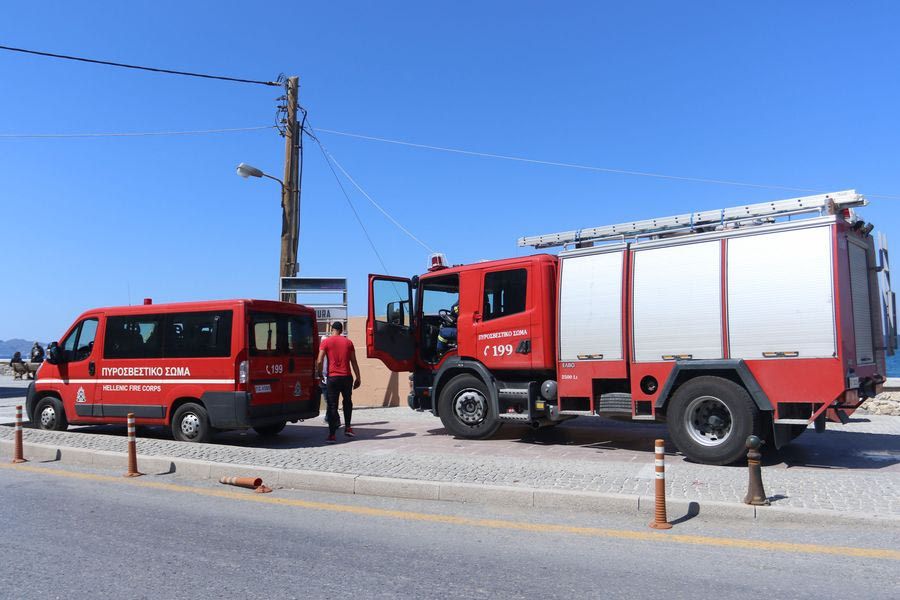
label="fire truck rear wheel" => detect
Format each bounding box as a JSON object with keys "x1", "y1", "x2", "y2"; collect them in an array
[
  {"x1": 34, "y1": 396, "x2": 68, "y2": 432},
  {"x1": 438, "y1": 374, "x2": 501, "y2": 439},
  {"x1": 254, "y1": 421, "x2": 287, "y2": 437},
  {"x1": 172, "y1": 403, "x2": 211, "y2": 443},
  {"x1": 668, "y1": 376, "x2": 761, "y2": 466}
]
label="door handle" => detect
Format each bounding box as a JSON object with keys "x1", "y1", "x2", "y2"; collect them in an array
[
  {"x1": 473, "y1": 311, "x2": 482, "y2": 323},
  {"x1": 288, "y1": 358, "x2": 295, "y2": 373},
  {"x1": 89, "y1": 361, "x2": 96, "y2": 376}
]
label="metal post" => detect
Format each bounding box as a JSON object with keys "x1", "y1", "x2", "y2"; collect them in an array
[
  {"x1": 743, "y1": 435, "x2": 769, "y2": 505},
  {"x1": 124, "y1": 413, "x2": 142, "y2": 477},
  {"x1": 648, "y1": 438, "x2": 672, "y2": 529},
  {"x1": 12, "y1": 405, "x2": 26, "y2": 463}
]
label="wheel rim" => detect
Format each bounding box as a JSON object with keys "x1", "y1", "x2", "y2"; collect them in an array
[
  {"x1": 180, "y1": 413, "x2": 202, "y2": 439},
  {"x1": 683, "y1": 395, "x2": 733, "y2": 447},
  {"x1": 454, "y1": 388, "x2": 487, "y2": 427},
  {"x1": 40, "y1": 405, "x2": 57, "y2": 429}
]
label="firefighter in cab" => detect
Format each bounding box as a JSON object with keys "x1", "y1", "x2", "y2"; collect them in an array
[{"x1": 436, "y1": 301, "x2": 459, "y2": 355}]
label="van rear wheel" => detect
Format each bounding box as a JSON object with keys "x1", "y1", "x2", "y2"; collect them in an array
[
  {"x1": 668, "y1": 376, "x2": 761, "y2": 465},
  {"x1": 254, "y1": 421, "x2": 287, "y2": 437},
  {"x1": 171, "y1": 403, "x2": 211, "y2": 443}
]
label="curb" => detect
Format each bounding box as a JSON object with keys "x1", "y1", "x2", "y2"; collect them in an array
[{"x1": 2, "y1": 439, "x2": 898, "y2": 527}]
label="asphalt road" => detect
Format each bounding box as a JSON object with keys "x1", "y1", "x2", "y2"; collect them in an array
[{"x1": 2, "y1": 463, "x2": 897, "y2": 600}]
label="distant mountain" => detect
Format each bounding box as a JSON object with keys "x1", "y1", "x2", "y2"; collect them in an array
[{"x1": 0, "y1": 338, "x2": 38, "y2": 358}]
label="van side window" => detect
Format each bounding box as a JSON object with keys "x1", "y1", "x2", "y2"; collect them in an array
[
  {"x1": 105, "y1": 316, "x2": 162, "y2": 359},
  {"x1": 104, "y1": 311, "x2": 232, "y2": 359},
  {"x1": 164, "y1": 311, "x2": 232, "y2": 358},
  {"x1": 62, "y1": 318, "x2": 99, "y2": 362},
  {"x1": 483, "y1": 269, "x2": 528, "y2": 321},
  {"x1": 250, "y1": 312, "x2": 282, "y2": 356},
  {"x1": 287, "y1": 315, "x2": 314, "y2": 356}
]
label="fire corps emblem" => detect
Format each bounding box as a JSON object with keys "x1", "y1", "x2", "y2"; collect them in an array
[
  {"x1": 293, "y1": 382, "x2": 302, "y2": 397},
  {"x1": 75, "y1": 387, "x2": 86, "y2": 403}
]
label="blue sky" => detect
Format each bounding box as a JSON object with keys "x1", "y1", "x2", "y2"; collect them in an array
[{"x1": 1, "y1": 1, "x2": 898, "y2": 341}]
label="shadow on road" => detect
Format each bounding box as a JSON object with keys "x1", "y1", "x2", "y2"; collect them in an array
[
  {"x1": 433, "y1": 417, "x2": 899, "y2": 470},
  {"x1": 7, "y1": 410, "x2": 897, "y2": 471},
  {"x1": 53, "y1": 421, "x2": 416, "y2": 450}
]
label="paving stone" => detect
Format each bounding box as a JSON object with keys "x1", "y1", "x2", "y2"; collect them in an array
[{"x1": 1, "y1": 408, "x2": 898, "y2": 519}]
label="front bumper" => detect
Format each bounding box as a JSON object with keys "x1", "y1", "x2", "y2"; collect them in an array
[{"x1": 25, "y1": 382, "x2": 36, "y2": 422}]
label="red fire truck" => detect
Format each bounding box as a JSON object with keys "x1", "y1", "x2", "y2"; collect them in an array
[
  {"x1": 367, "y1": 190, "x2": 896, "y2": 465},
  {"x1": 27, "y1": 299, "x2": 320, "y2": 443}
]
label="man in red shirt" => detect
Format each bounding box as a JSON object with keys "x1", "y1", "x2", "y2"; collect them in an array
[{"x1": 316, "y1": 321, "x2": 362, "y2": 443}]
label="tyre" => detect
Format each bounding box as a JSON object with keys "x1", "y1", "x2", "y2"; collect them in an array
[
  {"x1": 34, "y1": 396, "x2": 68, "y2": 431},
  {"x1": 253, "y1": 421, "x2": 287, "y2": 437},
  {"x1": 668, "y1": 376, "x2": 762, "y2": 465},
  {"x1": 437, "y1": 374, "x2": 501, "y2": 439},
  {"x1": 171, "y1": 402, "x2": 212, "y2": 443}
]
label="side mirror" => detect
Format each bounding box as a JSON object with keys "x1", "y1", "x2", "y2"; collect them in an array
[
  {"x1": 386, "y1": 301, "x2": 406, "y2": 327},
  {"x1": 46, "y1": 342, "x2": 62, "y2": 365}
]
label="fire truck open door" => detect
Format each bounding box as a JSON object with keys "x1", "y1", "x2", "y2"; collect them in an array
[{"x1": 367, "y1": 275, "x2": 415, "y2": 371}]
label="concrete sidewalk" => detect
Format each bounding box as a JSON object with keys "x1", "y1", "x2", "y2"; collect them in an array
[{"x1": 2, "y1": 406, "x2": 898, "y2": 524}]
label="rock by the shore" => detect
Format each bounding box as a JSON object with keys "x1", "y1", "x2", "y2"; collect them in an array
[{"x1": 859, "y1": 391, "x2": 900, "y2": 416}]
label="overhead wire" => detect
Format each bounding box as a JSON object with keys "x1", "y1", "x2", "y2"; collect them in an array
[
  {"x1": 306, "y1": 125, "x2": 436, "y2": 254},
  {"x1": 0, "y1": 126, "x2": 277, "y2": 138},
  {"x1": 315, "y1": 127, "x2": 900, "y2": 201},
  {"x1": 308, "y1": 129, "x2": 393, "y2": 275},
  {"x1": 0, "y1": 44, "x2": 281, "y2": 86}
]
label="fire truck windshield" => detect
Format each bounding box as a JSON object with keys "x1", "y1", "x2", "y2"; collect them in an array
[{"x1": 420, "y1": 274, "x2": 459, "y2": 363}]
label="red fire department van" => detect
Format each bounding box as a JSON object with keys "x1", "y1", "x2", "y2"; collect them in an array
[
  {"x1": 27, "y1": 299, "x2": 320, "y2": 443},
  {"x1": 367, "y1": 190, "x2": 896, "y2": 465}
]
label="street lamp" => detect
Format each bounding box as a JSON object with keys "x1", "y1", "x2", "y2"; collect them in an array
[
  {"x1": 236, "y1": 161, "x2": 297, "y2": 303},
  {"x1": 236, "y1": 162, "x2": 283, "y2": 186}
]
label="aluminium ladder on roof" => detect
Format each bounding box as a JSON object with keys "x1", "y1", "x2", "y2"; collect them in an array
[{"x1": 518, "y1": 190, "x2": 867, "y2": 249}]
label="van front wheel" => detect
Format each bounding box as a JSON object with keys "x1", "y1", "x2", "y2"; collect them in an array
[
  {"x1": 34, "y1": 397, "x2": 68, "y2": 431},
  {"x1": 172, "y1": 403, "x2": 211, "y2": 443}
]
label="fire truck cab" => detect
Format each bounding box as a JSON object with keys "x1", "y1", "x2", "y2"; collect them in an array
[{"x1": 368, "y1": 190, "x2": 896, "y2": 465}]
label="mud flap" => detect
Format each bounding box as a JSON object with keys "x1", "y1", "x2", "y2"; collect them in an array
[{"x1": 773, "y1": 423, "x2": 792, "y2": 450}]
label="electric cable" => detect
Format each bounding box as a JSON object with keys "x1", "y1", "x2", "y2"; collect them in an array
[
  {"x1": 306, "y1": 125, "x2": 436, "y2": 253},
  {"x1": 0, "y1": 126, "x2": 277, "y2": 138},
  {"x1": 310, "y1": 133, "x2": 392, "y2": 275},
  {"x1": 0, "y1": 44, "x2": 280, "y2": 86},
  {"x1": 315, "y1": 127, "x2": 900, "y2": 201}
]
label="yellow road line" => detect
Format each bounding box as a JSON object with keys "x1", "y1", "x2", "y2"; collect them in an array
[{"x1": 3, "y1": 462, "x2": 899, "y2": 561}]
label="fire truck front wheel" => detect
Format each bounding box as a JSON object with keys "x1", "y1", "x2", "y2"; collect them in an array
[
  {"x1": 171, "y1": 402, "x2": 212, "y2": 443},
  {"x1": 438, "y1": 374, "x2": 501, "y2": 439},
  {"x1": 668, "y1": 376, "x2": 762, "y2": 466}
]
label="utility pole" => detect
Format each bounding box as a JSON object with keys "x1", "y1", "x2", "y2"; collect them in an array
[{"x1": 280, "y1": 75, "x2": 300, "y2": 302}]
